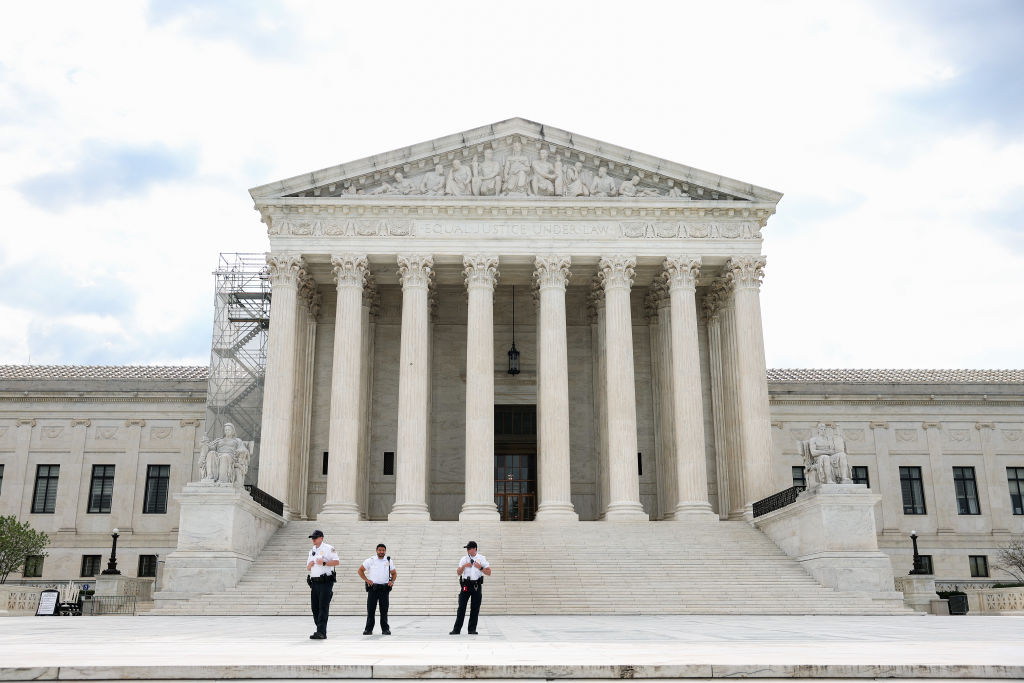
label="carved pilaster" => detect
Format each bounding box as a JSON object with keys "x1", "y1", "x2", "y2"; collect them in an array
[
  {"x1": 662, "y1": 256, "x2": 701, "y2": 292},
  {"x1": 266, "y1": 253, "x2": 306, "y2": 286},
  {"x1": 597, "y1": 255, "x2": 636, "y2": 291},
  {"x1": 533, "y1": 255, "x2": 571, "y2": 290},
  {"x1": 463, "y1": 255, "x2": 500, "y2": 289},
  {"x1": 724, "y1": 255, "x2": 766, "y2": 290},
  {"x1": 397, "y1": 254, "x2": 434, "y2": 289}
]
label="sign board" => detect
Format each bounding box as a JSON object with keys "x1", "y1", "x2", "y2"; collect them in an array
[{"x1": 36, "y1": 589, "x2": 59, "y2": 616}]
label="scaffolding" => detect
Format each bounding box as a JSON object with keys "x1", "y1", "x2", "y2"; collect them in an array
[{"x1": 204, "y1": 253, "x2": 270, "y2": 483}]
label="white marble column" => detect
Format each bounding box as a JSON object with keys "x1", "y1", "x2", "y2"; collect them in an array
[
  {"x1": 389, "y1": 254, "x2": 434, "y2": 520},
  {"x1": 663, "y1": 256, "x2": 714, "y2": 517},
  {"x1": 588, "y1": 286, "x2": 610, "y2": 517},
  {"x1": 357, "y1": 277, "x2": 377, "y2": 519},
  {"x1": 598, "y1": 255, "x2": 648, "y2": 520},
  {"x1": 257, "y1": 253, "x2": 305, "y2": 512},
  {"x1": 320, "y1": 254, "x2": 368, "y2": 521},
  {"x1": 533, "y1": 255, "x2": 579, "y2": 521},
  {"x1": 716, "y1": 280, "x2": 746, "y2": 519},
  {"x1": 287, "y1": 275, "x2": 319, "y2": 520},
  {"x1": 703, "y1": 287, "x2": 730, "y2": 519},
  {"x1": 647, "y1": 283, "x2": 677, "y2": 519},
  {"x1": 460, "y1": 255, "x2": 500, "y2": 521},
  {"x1": 724, "y1": 256, "x2": 773, "y2": 517}
]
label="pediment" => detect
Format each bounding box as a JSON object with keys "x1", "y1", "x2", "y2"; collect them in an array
[{"x1": 249, "y1": 118, "x2": 782, "y2": 204}]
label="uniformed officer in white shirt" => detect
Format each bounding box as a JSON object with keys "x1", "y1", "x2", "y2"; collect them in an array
[
  {"x1": 449, "y1": 540, "x2": 491, "y2": 635},
  {"x1": 357, "y1": 543, "x2": 397, "y2": 635},
  {"x1": 305, "y1": 530, "x2": 339, "y2": 640}
]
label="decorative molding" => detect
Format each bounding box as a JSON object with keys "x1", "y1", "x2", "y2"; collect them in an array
[
  {"x1": 97, "y1": 427, "x2": 118, "y2": 440},
  {"x1": 948, "y1": 429, "x2": 969, "y2": 442},
  {"x1": 1005, "y1": 430, "x2": 1023, "y2": 442},
  {"x1": 869, "y1": 421, "x2": 890, "y2": 430},
  {"x1": 17, "y1": 418, "x2": 36, "y2": 427},
  {"x1": 151, "y1": 427, "x2": 172, "y2": 440},
  {"x1": 974, "y1": 422, "x2": 995, "y2": 430},
  {"x1": 396, "y1": 254, "x2": 434, "y2": 289},
  {"x1": 895, "y1": 429, "x2": 918, "y2": 442},
  {"x1": 463, "y1": 255, "x2": 500, "y2": 289},
  {"x1": 724, "y1": 255, "x2": 766, "y2": 290},
  {"x1": 71, "y1": 419, "x2": 91, "y2": 428},
  {"x1": 125, "y1": 419, "x2": 146, "y2": 428},
  {"x1": 922, "y1": 421, "x2": 941, "y2": 431},
  {"x1": 662, "y1": 256, "x2": 701, "y2": 292},
  {"x1": 42, "y1": 426, "x2": 63, "y2": 439},
  {"x1": 770, "y1": 421, "x2": 784, "y2": 430},
  {"x1": 845, "y1": 429, "x2": 865, "y2": 442},
  {"x1": 533, "y1": 255, "x2": 571, "y2": 291},
  {"x1": 298, "y1": 272, "x2": 322, "y2": 317},
  {"x1": 265, "y1": 253, "x2": 306, "y2": 286},
  {"x1": 597, "y1": 255, "x2": 636, "y2": 291},
  {"x1": 330, "y1": 253, "x2": 369, "y2": 288},
  {"x1": 179, "y1": 419, "x2": 201, "y2": 428}
]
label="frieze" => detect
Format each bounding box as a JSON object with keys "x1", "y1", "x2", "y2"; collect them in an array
[
  {"x1": 151, "y1": 427, "x2": 172, "y2": 440},
  {"x1": 895, "y1": 429, "x2": 918, "y2": 442},
  {"x1": 43, "y1": 427, "x2": 63, "y2": 439},
  {"x1": 1005, "y1": 430, "x2": 1023, "y2": 442},
  {"x1": 270, "y1": 218, "x2": 762, "y2": 240}
]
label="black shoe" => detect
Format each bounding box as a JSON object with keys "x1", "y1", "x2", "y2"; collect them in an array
[
  {"x1": 382, "y1": 630, "x2": 391, "y2": 635},
  {"x1": 310, "y1": 632, "x2": 326, "y2": 640},
  {"x1": 449, "y1": 630, "x2": 459, "y2": 635},
  {"x1": 468, "y1": 630, "x2": 478, "y2": 635},
  {"x1": 362, "y1": 630, "x2": 372, "y2": 635}
]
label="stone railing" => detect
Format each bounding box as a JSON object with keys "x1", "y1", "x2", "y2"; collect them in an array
[
  {"x1": 967, "y1": 586, "x2": 1024, "y2": 614},
  {"x1": 0, "y1": 586, "x2": 43, "y2": 615}
]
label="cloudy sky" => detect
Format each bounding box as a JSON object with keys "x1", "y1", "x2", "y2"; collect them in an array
[{"x1": 1, "y1": 1, "x2": 1021, "y2": 369}]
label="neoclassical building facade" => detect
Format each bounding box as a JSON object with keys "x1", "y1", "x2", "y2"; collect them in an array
[{"x1": 1, "y1": 119, "x2": 1022, "y2": 587}]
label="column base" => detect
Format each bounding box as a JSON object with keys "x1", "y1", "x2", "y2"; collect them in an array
[
  {"x1": 534, "y1": 503, "x2": 579, "y2": 521},
  {"x1": 317, "y1": 502, "x2": 362, "y2": 522},
  {"x1": 459, "y1": 503, "x2": 500, "y2": 521},
  {"x1": 667, "y1": 502, "x2": 717, "y2": 519},
  {"x1": 388, "y1": 503, "x2": 431, "y2": 520},
  {"x1": 602, "y1": 502, "x2": 649, "y2": 520}
]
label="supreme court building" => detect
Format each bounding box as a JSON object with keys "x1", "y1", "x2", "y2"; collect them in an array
[{"x1": 2, "y1": 119, "x2": 1022, "y2": 592}]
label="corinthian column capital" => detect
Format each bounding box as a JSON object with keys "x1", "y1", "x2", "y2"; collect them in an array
[
  {"x1": 463, "y1": 255, "x2": 500, "y2": 289},
  {"x1": 298, "y1": 273, "x2": 322, "y2": 318},
  {"x1": 266, "y1": 253, "x2": 306, "y2": 286},
  {"x1": 533, "y1": 255, "x2": 572, "y2": 290},
  {"x1": 663, "y1": 256, "x2": 701, "y2": 292},
  {"x1": 598, "y1": 255, "x2": 636, "y2": 291},
  {"x1": 701, "y1": 284, "x2": 725, "y2": 323},
  {"x1": 397, "y1": 254, "x2": 434, "y2": 289},
  {"x1": 331, "y1": 253, "x2": 369, "y2": 289},
  {"x1": 724, "y1": 255, "x2": 766, "y2": 290}
]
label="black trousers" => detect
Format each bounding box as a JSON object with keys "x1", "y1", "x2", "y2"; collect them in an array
[
  {"x1": 310, "y1": 581, "x2": 333, "y2": 635},
  {"x1": 365, "y1": 586, "x2": 390, "y2": 631},
  {"x1": 452, "y1": 585, "x2": 482, "y2": 633}
]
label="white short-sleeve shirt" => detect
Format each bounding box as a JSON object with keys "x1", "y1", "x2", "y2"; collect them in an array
[
  {"x1": 308, "y1": 542, "x2": 339, "y2": 578},
  {"x1": 362, "y1": 556, "x2": 395, "y2": 584},
  {"x1": 459, "y1": 553, "x2": 489, "y2": 580}
]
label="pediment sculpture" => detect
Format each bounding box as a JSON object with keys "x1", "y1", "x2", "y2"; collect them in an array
[
  {"x1": 295, "y1": 139, "x2": 728, "y2": 200},
  {"x1": 198, "y1": 423, "x2": 252, "y2": 488},
  {"x1": 798, "y1": 422, "x2": 853, "y2": 490}
]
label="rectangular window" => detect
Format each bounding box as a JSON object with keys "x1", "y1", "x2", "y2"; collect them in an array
[
  {"x1": 792, "y1": 466, "x2": 806, "y2": 488},
  {"x1": 969, "y1": 555, "x2": 989, "y2": 577},
  {"x1": 81, "y1": 555, "x2": 101, "y2": 577},
  {"x1": 852, "y1": 465, "x2": 870, "y2": 488},
  {"x1": 143, "y1": 465, "x2": 170, "y2": 514},
  {"x1": 899, "y1": 466, "x2": 927, "y2": 515},
  {"x1": 1008, "y1": 467, "x2": 1024, "y2": 515},
  {"x1": 138, "y1": 555, "x2": 158, "y2": 578},
  {"x1": 918, "y1": 555, "x2": 933, "y2": 574},
  {"x1": 24, "y1": 555, "x2": 43, "y2": 577},
  {"x1": 637, "y1": 452, "x2": 643, "y2": 477},
  {"x1": 87, "y1": 464, "x2": 115, "y2": 513},
  {"x1": 322, "y1": 451, "x2": 328, "y2": 476},
  {"x1": 0, "y1": 463, "x2": 4, "y2": 495},
  {"x1": 383, "y1": 452, "x2": 395, "y2": 476},
  {"x1": 953, "y1": 466, "x2": 981, "y2": 515},
  {"x1": 31, "y1": 464, "x2": 60, "y2": 514}
]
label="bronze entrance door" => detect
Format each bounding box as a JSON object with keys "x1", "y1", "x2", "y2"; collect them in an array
[{"x1": 494, "y1": 405, "x2": 537, "y2": 521}]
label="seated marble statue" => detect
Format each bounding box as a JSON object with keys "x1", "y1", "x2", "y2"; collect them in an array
[
  {"x1": 798, "y1": 422, "x2": 853, "y2": 488},
  {"x1": 199, "y1": 423, "x2": 252, "y2": 488}
]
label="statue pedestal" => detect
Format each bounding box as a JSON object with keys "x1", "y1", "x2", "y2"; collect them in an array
[
  {"x1": 154, "y1": 483, "x2": 284, "y2": 606},
  {"x1": 900, "y1": 574, "x2": 939, "y2": 613},
  {"x1": 754, "y1": 484, "x2": 903, "y2": 605}
]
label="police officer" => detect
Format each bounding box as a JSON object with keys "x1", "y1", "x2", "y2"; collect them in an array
[
  {"x1": 305, "y1": 530, "x2": 338, "y2": 640},
  {"x1": 357, "y1": 543, "x2": 396, "y2": 635},
  {"x1": 449, "y1": 540, "x2": 491, "y2": 635}
]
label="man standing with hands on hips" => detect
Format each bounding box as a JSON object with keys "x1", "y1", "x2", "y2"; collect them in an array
[
  {"x1": 305, "y1": 530, "x2": 339, "y2": 640},
  {"x1": 357, "y1": 543, "x2": 396, "y2": 635},
  {"x1": 450, "y1": 540, "x2": 491, "y2": 635}
]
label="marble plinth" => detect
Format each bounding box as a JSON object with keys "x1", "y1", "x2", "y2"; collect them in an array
[{"x1": 900, "y1": 574, "x2": 939, "y2": 613}]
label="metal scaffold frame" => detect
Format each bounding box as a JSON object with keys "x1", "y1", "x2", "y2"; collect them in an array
[{"x1": 204, "y1": 253, "x2": 270, "y2": 483}]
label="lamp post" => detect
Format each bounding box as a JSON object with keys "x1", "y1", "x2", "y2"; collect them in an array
[
  {"x1": 101, "y1": 527, "x2": 121, "y2": 575},
  {"x1": 507, "y1": 285, "x2": 520, "y2": 375},
  {"x1": 908, "y1": 529, "x2": 927, "y2": 575}
]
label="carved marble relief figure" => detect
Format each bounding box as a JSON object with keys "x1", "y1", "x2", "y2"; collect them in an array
[{"x1": 502, "y1": 140, "x2": 532, "y2": 195}]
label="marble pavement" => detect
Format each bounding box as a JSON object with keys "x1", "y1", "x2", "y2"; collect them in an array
[{"x1": 1, "y1": 614, "x2": 1022, "y2": 679}]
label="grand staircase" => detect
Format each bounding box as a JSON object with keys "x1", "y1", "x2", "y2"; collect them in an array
[{"x1": 149, "y1": 519, "x2": 912, "y2": 615}]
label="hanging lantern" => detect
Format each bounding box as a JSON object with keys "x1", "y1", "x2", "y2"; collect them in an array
[{"x1": 508, "y1": 285, "x2": 521, "y2": 375}]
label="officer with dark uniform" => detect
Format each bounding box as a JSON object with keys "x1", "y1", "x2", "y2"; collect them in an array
[
  {"x1": 449, "y1": 540, "x2": 491, "y2": 635},
  {"x1": 305, "y1": 530, "x2": 338, "y2": 640}
]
